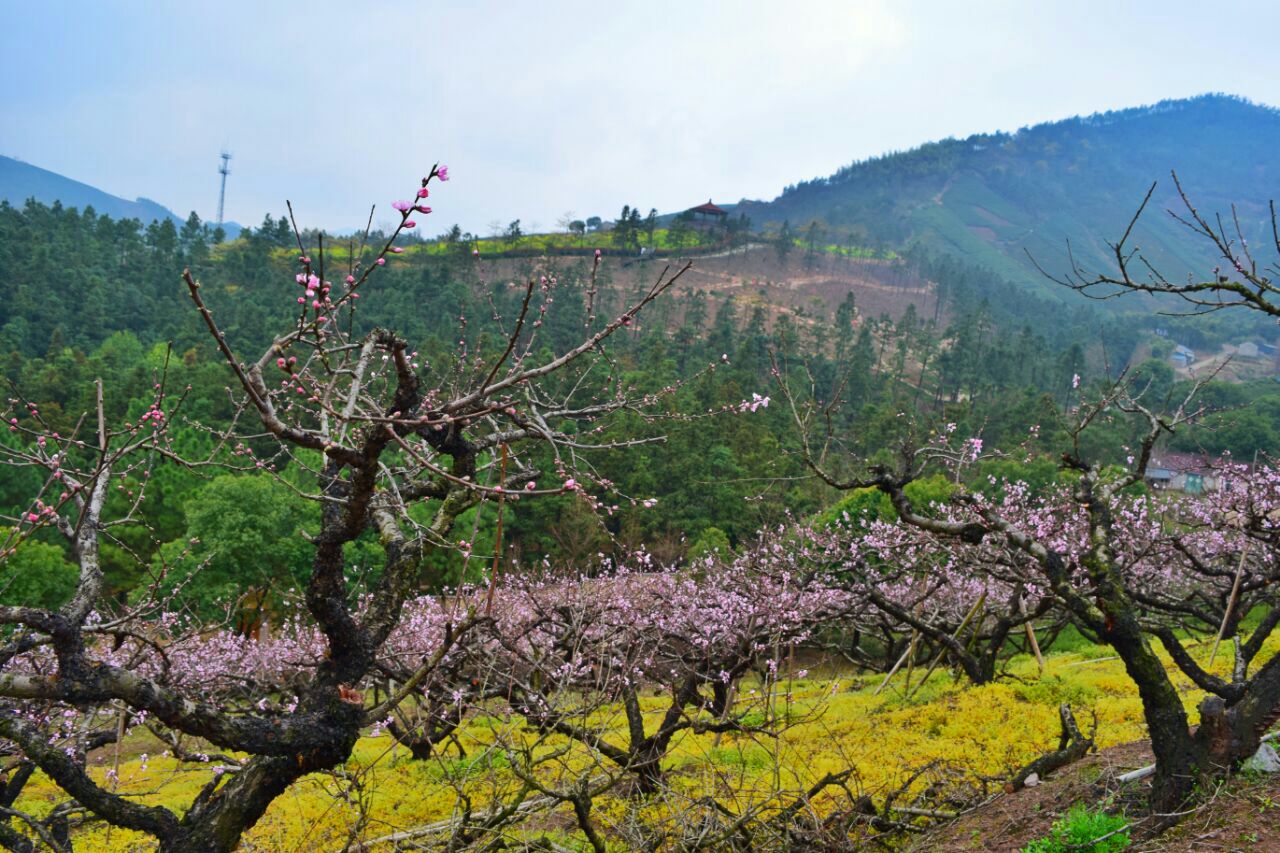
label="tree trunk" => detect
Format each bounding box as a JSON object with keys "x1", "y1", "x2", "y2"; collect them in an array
[
  {"x1": 1106, "y1": 614, "x2": 1199, "y2": 814},
  {"x1": 158, "y1": 756, "x2": 304, "y2": 853},
  {"x1": 1194, "y1": 655, "x2": 1280, "y2": 777},
  {"x1": 159, "y1": 695, "x2": 364, "y2": 852}
]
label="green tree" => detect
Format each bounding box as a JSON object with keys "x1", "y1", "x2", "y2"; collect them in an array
[
  {"x1": 775, "y1": 220, "x2": 794, "y2": 265},
  {"x1": 504, "y1": 219, "x2": 523, "y2": 249},
  {"x1": 687, "y1": 527, "x2": 731, "y2": 562},
  {"x1": 0, "y1": 534, "x2": 78, "y2": 609},
  {"x1": 613, "y1": 205, "x2": 638, "y2": 250},
  {"x1": 803, "y1": 220, "x2": 825, "y2": 269},
  {"x1": 668, "y1": 211, "x2": 694, "y2": 249},
  {"x1": 153, "y1": 475, "x2": 314, "y2": 621},
  {"x1": 1131, "y1": 357, "x2": 1174, "y2": 403}
]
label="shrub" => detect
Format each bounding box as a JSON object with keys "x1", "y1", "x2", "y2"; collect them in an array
[{"x1": 1022, "y1": 804, "x2": 1130, "y2": 852}]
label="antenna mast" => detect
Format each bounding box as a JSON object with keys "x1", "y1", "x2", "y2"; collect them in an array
[{"x1": 216, "y1": 151, "x2": 232, "y2": 228}]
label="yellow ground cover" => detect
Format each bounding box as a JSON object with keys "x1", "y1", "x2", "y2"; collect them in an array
[{"x1": 15, "y1": 636, "x2": 1267, "y2": 851}]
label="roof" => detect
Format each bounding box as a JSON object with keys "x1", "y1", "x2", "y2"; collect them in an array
[
  {"x1": 1149, "y1": 452, "x2": 1219, "y2": 474},
  {"x1": 688, "y1": 200, "x2": 728, "y2": 216}
]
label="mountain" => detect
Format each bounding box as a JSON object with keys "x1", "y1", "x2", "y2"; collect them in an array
[
  {"x1": 0, "y1": 155, "x2": 186, "y2": 224},
  {"x1": 0, "y1": 155, "x2": 243, "y2": 237},
  {"x1": 741, "y1": 94, "x2": 1280, "y2": 293}
]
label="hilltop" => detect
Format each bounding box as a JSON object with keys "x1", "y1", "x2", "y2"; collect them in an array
[
  {"x1": 0, "y1": 155, "x2": 243, "y2": 235},
  {"x1": 0, "y1": 155, "x2": 183, "y2": 224},
  {"x1": 740, "y1": 94, "x2": 1280, "y2": 293}
]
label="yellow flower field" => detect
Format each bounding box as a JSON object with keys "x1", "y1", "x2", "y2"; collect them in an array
[{"x1": 15, "y1": 635, "x2": 1264, "y2": 851}]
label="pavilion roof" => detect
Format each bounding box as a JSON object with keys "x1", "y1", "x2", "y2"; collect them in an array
[{"x1": 688, "y1": 200, "x2": 728, "y2": 216}]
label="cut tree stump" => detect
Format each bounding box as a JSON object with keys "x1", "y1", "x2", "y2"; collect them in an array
[{"x1": 1007, "y1": 703, "x2": 1094, "y2": 792}]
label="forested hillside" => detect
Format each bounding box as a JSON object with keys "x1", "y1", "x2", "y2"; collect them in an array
[
  {"x1": 0, "y1": 199, "x2": 1134, "y2": 594},
  {"x1": 6, "y1": 193, "x2": 1280, "y2": 616},
  {"x1": 743, "y1": 94, "x2": 1280, "y2": 293}
]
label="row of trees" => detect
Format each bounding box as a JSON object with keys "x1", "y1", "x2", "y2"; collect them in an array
[
  {"x1": 3, "y1": 167, "x2": 1280, "y2": 849},
  {"x1": 794, "y1": 178, "x2": 1280, "y2": 816}
]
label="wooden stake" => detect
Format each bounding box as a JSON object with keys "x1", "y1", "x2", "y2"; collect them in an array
[
  {"x1": 1209, "y1": 537, "x2": 1250, "y2": 667},
  {"x1": 1022, "y1": 600, "x2": 1045, "y2": 676},
  {"x1": 902, "y1": 628, "x2": 921, "y2": 693},
  {"x1": 907, "y1": 592, "x2": 986, "y2": 701},
  {"x1": 875, "y1": 633, "x2": 917, "y2": 696},
  {"x1": 484, "y1": 444, "x2": 508, "y2": 616},
  {"x1": 1211, "y1": 450, "x2": 1259, "y2": 668}
]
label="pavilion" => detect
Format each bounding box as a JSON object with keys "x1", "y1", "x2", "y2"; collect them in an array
[{"x1": 686, "y1": 200, "x2": 728, "y2": 228}]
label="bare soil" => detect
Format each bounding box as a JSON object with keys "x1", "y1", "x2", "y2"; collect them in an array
[
  {"x1": 478, "y1": 245, "x2": 939, "y2": 334},
  {"x1": 913, "y1": 740, "x2": 1280, "y2": 852}
]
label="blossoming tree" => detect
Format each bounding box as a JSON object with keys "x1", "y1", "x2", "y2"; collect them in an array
[
  {"x1": 0, "y1": 167, "x2": 760, "y2": 851},
  {"x1": 795, "y1": 371, "x2": 1280, "y2": 814}
]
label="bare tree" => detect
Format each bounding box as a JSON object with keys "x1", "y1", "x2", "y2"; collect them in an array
[{"x1": 1042, "y1": 171, "x2": 1280, "y2": 317}]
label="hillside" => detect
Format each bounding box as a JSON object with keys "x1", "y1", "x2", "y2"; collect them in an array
[
  {"x1": 742, "y1": 94, "x2": 1280, "y2": 293},
  {"x1": 0, "y1": 155, "x2": 185, "y2": 224},
  {"x1": 0, "y1": 155, "x2": 245, "y2": 237}
]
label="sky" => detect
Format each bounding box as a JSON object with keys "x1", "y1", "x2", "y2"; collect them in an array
[{"x1": 4, "y1": 0, "x2": 1280, "y2": 235}]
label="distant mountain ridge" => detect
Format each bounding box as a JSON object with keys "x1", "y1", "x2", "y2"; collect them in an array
[
  {"x1": 0, "y1": 155, "x2": 242, "y2": 236},
  {"x1": 741, "y1": 94, "x2": 1280, "y2": 292},
  {"x1": 0, "y1": 155, "x2": 185, "y2": 224}
]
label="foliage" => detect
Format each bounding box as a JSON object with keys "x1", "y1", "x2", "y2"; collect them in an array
[
  {"x1": 1022, "y1": 804, "x2": 1131, "y2": 853},
  {"x1": 149, "y1": 475, "x2": 316, "y2": 620},
  {"x1": 687, "y1": 525, "x2": 732, "y2": 561},
  {"x1": 0, "y1": 532, "x2": 78, "y2": 609},
  {"x1": 750, "y1": 94, "x2": 1280, "y2": 297}
]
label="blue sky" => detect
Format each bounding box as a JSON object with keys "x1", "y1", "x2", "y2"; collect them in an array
[{"x1": 3, "y1": 1, "x2": 1279, "y2": 233}]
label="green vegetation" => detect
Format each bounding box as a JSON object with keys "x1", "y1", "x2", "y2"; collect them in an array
[
  {"x1": 750, "y1": 95, "x2": 1280, "y2": 295},
  {"x1": 1023, "y1": 804, "x2": 1131, "y2": 853},
  {"x1": 3, "y1": 197, "x2": 1276, "y2": 615},
  {"x1": 5, "y1": 150, "x2": 1280, "y2": 848},
  {"x1": 13, "y1": 630, "x2": 1256, "y2": 850}
]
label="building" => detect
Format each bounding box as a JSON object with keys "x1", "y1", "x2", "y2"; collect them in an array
[
  {"x1": 1145, "y1": 452, "x2": 1238, "y2": 494},
  {"x1": 686, "y1": 200, "x2": 728, "y2": 229},
  {"x1": 1171, "y1": 344, "x2": 1195, "y2": 367}
]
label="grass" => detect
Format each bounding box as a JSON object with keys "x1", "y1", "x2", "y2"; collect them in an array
[
  {"x1": 240, "y1": 228, "x2": 896, "y2": 266},
  {"x1": 1021, "y1": 803, "x2": 1131, "y2": 852},
  {"x1": 14, "y1": 631, "x2": 1277, "y2": 850},
  {"x1": 257, "y1": 228, "x2": 718, "y2": 263}
]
